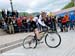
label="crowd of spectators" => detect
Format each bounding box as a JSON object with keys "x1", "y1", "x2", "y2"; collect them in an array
[
  {"x1": 58, "y1": 11, "x2": 75, "y2": 32},
  {"x1": 0, "y1": 10, "x2": 75, "y2": 34}
]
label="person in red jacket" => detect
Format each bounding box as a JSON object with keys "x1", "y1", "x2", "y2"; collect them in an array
[
  {"x1": 61, "y1": 16, "x2": 67, "y2": 32},
  {"x1": 17, "y1": 18, "x2": 22, "y2": 32}
]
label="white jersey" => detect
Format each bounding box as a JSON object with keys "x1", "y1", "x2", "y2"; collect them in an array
[{"x1": 38, "y1": 15, "x2": 46, "y2": 26}]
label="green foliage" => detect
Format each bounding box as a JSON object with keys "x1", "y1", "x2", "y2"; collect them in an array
[
  {"x1": 63, "y1": 1, "x2": 74, "y2": 9},
  {"x1": 19, "y1": 12, "x2": 40, "y2": 17},
  {"x1": 31, "y1": 12, "x2": 40, "y2": 16},
  {"x1": 19, "y1": 12, "x2": 29, "y2": 16}
]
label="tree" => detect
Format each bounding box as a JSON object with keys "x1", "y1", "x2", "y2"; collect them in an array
[
  {"x1": 71, "y1": 0, "x2": 75, "y2": 6},
  {"x1": 19, "y1": 12, "x2": 29, "y2": 16},
  {"x1": 62, "y1": 1, "x2": 74, "y2": 9}
]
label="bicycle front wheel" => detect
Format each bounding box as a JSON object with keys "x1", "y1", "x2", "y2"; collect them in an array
[
  {"x1": 23, "y1": 35, "x2": 37, "y2": 49},
  {"x1": 45, "y1": 32, "x2": 61, "y2": 48}
]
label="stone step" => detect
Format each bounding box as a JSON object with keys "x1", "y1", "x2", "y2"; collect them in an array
[
  {"x1": 0, "y1": 42, "x2": 22, "y2": 54},
  {"x1": 0, "y1": 39, "x2": 23, "y2": 49},
  {"x1": 0, "y1": 32, "x2": 34, "y2": 54}
]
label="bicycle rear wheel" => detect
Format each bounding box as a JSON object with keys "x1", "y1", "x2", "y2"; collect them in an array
[
  {"x1": 45, "y1": 32, "x2": 61, "y2": 48},
  {"x1": 23, "y1": 35, "x2": 37, "y2": 49}
]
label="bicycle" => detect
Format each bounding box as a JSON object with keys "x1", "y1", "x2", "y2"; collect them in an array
[{"x1": 23, "y1": 27, "x2": 61, "y2": 49}]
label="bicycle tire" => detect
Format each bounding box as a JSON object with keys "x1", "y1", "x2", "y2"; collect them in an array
[
  {"x1": 23, "y1": 35, "x2": 37, "y2": 49},
  {"x1": 45, "y1": 32, "x2": 61, "y2": 48}
]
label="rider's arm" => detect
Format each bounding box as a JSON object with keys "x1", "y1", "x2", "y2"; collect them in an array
[{"x1": 38, "y1": 18, "x2": 46, "y2": 27}]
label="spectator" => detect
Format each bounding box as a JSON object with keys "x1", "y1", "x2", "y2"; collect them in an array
[
  {"x1": 8, "y1": 17, "x2": 14, "y2": 34},
  {"x1": 22, "y1": 16, "x2": 28, "y2": 32},
  {"x1": 1, "y1": 9, "x2": 6, "y2": 19},
  {"x1": 12, "y1": 15, "x2": 17, "y2": 33},
  {"x1": 73, "y1": 11, "x2": 75, "y2": 26},
  {"x1": 61, "y1": 16, "x2": 67, "y2": 32},
  {"x1": 12, "y1": 10, "x2": 16, "y2": 17},
  {"x1": 58, "y1": 16, "x2": 63, "y2": 32},
  {"x1": 7, "y1": 10, "x2": 10, "y2": 17},
  {"x1": 64, "y1": 14, "x2": 70, "y2": 28},
  {"x1": 3, "y1": 20, "x2": 7, "y2": 31},
  {"x1": 0, "y1": 19, "x2": 2, "y2": 28},
  {"x1": 28, "y1": 16, "x2": 36, "y2": 32},
  {"x1": 50, "y1": 16, "x2": 57, "y2": 31},
  {"x1": 16, "y1": 17, "x2": 22, "y2": 32},
  {"x1": 69, "y1": 12, "x2": 75, "y2": 30},
  {"x1": 4, "y1": 15, "x2": 8, "y2": 24}
]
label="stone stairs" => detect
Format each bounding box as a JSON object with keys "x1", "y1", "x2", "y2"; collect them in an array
[
  {"x1": 0, "y1": 32, "x2": 33, "y2": 54},
  {"x1": 0, "y1": 39, "x2": 23, "y2": 54}
]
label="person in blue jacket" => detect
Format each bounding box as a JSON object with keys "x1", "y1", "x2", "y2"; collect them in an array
[{"x1": 69, "y1": 12, "x2": 75, "y2": 30}]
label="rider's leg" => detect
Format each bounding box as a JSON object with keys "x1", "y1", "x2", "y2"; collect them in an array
[{"x1": 34, "y1": 28, "x2": 41, "y2": 41}]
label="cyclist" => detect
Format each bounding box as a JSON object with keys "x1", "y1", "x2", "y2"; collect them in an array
[
  {"x1": 28, "y1": 15, "x2": 41, "y2": 41},
  {"x1": 29, "y1": 12, "x2": 56, "y2": 42}
]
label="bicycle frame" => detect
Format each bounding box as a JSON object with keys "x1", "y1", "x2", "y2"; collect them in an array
[{"x1": 34, "y1": 25, "x2": 58, "y2": 41}]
